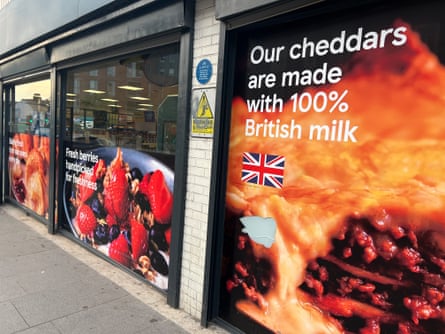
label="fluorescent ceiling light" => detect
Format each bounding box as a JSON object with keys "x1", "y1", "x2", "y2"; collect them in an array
[
  {"x1": 137, "y1": 108, "x2": 150, "y2": 111},
  {"x1": 84, "y1": 89, "x2": 106, "y2": 94},
  {"x1": 130, "y1": 96, "x2": 150, "y2": 101},
  {"x1": 66, "y1": 99, "x2": 76, "y2": 102},
  {"x1": 66, "y1": 93, "x2": 77, "y2": 97},
  {"x1": 138, "y1": 103, "x2": 154, "y2": 107},
  {"x1": 108, "y1": 104, "x2": 122, "y2": 108},
  {"x1": 118, "y1": 85, "x2": 143, "y2": 91},
  {"x1": 101, "y1": 98, "x2": 119, "y2": 102}
]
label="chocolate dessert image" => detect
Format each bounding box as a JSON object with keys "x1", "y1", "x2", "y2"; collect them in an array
[{"x1": 224, "y1": 22, "x2": 445, "y2": 334}]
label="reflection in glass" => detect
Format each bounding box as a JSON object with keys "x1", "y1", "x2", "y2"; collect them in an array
[
  {"x1": 65, "y1": 44, "x2": 179, "y2": 168},
  {"x1": 8, "y1": 78, "x2": 51, "y2": 218}
]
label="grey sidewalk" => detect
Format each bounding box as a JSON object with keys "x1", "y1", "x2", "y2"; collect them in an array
[{"x1": 0, "y1": 204, "x2": 228, "y2": 334}]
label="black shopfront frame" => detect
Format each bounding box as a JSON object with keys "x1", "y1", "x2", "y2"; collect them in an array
[
  {"x1": 0, "y1": 0, "x2": 194, "y2": 309},
  {"x1": 204, "y1": 0, "x2": 445, "y2": 332}
]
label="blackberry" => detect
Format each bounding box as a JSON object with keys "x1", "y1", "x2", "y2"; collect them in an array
[{"x1": 94, "y1": 223, "x2": 109, "y2": 245}]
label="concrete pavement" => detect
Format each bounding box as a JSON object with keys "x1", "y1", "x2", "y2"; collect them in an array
[{"x1": 0, "y1": 204, "x2": 228, "y2": 334}]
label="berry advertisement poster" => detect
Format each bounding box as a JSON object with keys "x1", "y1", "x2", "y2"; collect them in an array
[
  {"x1": 64, "y1": 146, "x2": 174, "y2": 290},
  {"x1": 219, "y1": 1, "x2": 445, "y2": 333}
]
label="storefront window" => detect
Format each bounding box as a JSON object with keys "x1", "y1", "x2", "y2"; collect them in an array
[
  {"x1": 7, "y1": 78, "x2": 51, "y2": 218},
  {"x1": 219, "y1": 1, "x2": 445, "y2": 333},
  {"x1": 63, "y1": 44, "x2": 179, "y2": 291}
]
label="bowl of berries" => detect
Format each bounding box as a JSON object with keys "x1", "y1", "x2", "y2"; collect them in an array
[{"x1": 63, "y1": 146, "x2": 174, "y2": 289}]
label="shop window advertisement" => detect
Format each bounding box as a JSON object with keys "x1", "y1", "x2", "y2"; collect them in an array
[
  {"x1": 8, "y1": 79, "x2": 51, "y2": 218},
  {"x1": 63, "y1": 45, "x2": 179, "y2": 290},
  {"x1": 219, "y1": 1, "x2": 445, "y2": 333}
]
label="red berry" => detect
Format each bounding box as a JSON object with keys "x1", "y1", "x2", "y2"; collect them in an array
[
  {"x1": 109, "y1": 234, "x2": 131, "y2": 268},
  {"x1": 165, "y1": 227, "x2": 172, "y2": 245},
  {"x1": 76, "y1": 204, "x2": 97, "y2": 235},
  {"x1": 103, "y1": 149, "x2": 130, "y2": 223},
  {"x1": 77, "y1": 159, "x2": 105, "y2": 203},
  {"x1": 139, "y1": 170, "x2": 173, "y2": 224},
  {"x1": 106, "y1": 213, "x2": 118, "y2": 227},
  {"x1": 130, "y1": 217, "x2": 148, "y2": 262}
]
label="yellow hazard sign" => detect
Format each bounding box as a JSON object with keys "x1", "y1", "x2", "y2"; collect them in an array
[
  {"x1": 192, "y1": 91, "x2": 214, "y2": 136},
  {"x1": 197, "y1": 92, "x2": 213, "y2": 118}
]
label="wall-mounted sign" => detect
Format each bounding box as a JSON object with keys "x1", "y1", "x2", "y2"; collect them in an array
[
  {"x1": 196, "y1": 59, "x2": 213, "y2": 85},
  {"x1": 191, "y1": 89, "x2": 215, "y2": 137}
]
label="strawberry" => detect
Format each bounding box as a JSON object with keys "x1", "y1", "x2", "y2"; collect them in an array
[
  {"x1": 76, "y1": 204, "x2": 97, "y2": 235},
  {"x1": 109, "y1": 233, "x2": 131, "y2": 268},
  {"x1": 103, "y1": 148, "x2": 130, "y2": 224},
  {"x1": 139, "y1": 170, "x2": 173, "y2": 224},
  {"x1": 105, "y1": 213, "x2": 118, "y2": 227},
  {"x1": 130, "y1": 216, "x2": 148, "y2": 262},
  {"x1": 164, "y1": 227, "x2": 172, "y2": 245},
  {"x1": 77, "y1": 159, "x2": 105, "y2": 203},
  {"x1": 139, "y1": 173, "x2": 152, "y2": 199}
]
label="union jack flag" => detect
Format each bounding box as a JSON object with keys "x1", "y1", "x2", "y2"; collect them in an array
[{"x1": 241, "y1": 152, "x2": 285, "y2": 188}]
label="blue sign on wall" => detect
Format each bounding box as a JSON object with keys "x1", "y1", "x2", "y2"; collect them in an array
[{"x1": 196, "y1": 59, "x2": 212, "y2": 85}]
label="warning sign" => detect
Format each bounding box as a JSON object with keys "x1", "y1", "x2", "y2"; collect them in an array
[
  {"x1": 197, "y1": 92, "x2": 213, "y2": 118},
  {"x1": 192, "y1": 89, "x2": 215, "y2": 137}
]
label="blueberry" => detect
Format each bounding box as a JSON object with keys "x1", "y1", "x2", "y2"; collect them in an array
[
  {"x1": 149, "y1": 224, "x2": 169, "y2": 252},
  {"x1": 150, "y1": 251, "x2": 169, "y2": 276},
  {"x1": 131, "y1": 167, "x2": 143, "y2": 181},
  {"x1": 89, "y1": 197, "x2": 106, "y2": 219},
  {"x1": 109, "y1": 225, "x2": 120, "y2": 241},
  {"x1": 94, "y1": 224, "x2": 109, "y2": 244}
]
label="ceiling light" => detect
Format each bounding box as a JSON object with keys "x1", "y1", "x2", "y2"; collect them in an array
[
  {"x1": 118, "y1": 85, "x2": 143, "y2": 91},
  {"x1": 84, "y1": 89, "x2": 106, "y2": 94},
  {"x1": 138, "y1": 103, "x2": 154, "y2": 107},
  {"x1": 108, "y1": 104, "x2": 122, "y2": 108},
  {"x1": 66, "y1": 93, "x2": 77, "y2": 97},
  {"x1": 130, "y1": 96, "x2": 150, "y2": 101},
  {"x1": 101, "y1": 98, "x2": 119, "y2": 102}
]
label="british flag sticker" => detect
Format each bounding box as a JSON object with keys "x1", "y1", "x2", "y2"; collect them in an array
[{"x1": 241, "y1": 152, "x2": 285, "y2": 189}]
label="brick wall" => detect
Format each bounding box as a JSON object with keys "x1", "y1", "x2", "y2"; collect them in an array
[{"x1": 180, "y1": 0, "x2": 221, "y2": 319}]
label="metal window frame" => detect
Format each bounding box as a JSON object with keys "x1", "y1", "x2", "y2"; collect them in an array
[
  {"x1": 55, "y1": 31, "x2": 193, "y2": 307},
  {"x1": 1, "y1": 70, "x2": 53, "y2": 226}
]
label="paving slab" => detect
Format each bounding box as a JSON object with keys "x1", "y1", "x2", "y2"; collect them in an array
[
  {"x1": 0, "y1": 301, "x2": 29, "y2": 334},
  {"x1": 15, "y1": 322, "x2": 62, "y2": 334}
]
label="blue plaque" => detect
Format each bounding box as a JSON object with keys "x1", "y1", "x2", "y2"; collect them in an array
[{"x1": 196, "y1": 59, "x2": 212, "y2": 84}]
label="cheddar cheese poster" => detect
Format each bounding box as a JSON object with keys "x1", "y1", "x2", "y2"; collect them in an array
[{"x1": 219, "y1": 2, "x2": 445, "y2": 333}]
